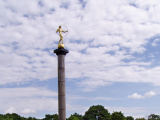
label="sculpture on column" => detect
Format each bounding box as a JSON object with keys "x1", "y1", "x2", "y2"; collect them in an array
[
  {"x1": 56, "y1": 26, "x2": 68, "y2": 48},
  {"x1": 54, "y1": 25, "x2": 69, "y2": 120}
]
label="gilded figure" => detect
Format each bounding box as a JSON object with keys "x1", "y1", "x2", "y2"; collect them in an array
[{"x1": 56, "y1": 26, "x2": 68, "y2": 45}]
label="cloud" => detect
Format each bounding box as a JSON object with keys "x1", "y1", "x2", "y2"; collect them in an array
[
  {"x1": 0, "y1": 87, "x2": 58, "y2": 116},
  {"x1": 0, "y1": 87, "x2": 57, "y2": 98},
  {"x1": 128, "y1": 91, "x2": 156, "y2": 99},
  {"x1": 0, "y1": 0, "x2": 160, "y2": 90},
  {"x1": 67, "y1": 104, "x2": 88, "y2": 115},
  {"x1": 21, "y1": 108, "x2": 36, "y2": 114},
  {"x1": 5, "y1": 107, "x2": 17, "y2": 113},
  {"x1": 106, "y1": 106, "x2": 148, "y2": 118},
  {"x1": 68, "y1": 95, "x2": 114, "y2": 101},
  {"x1": 128, "y1": 93, "x2": 143, "y2": 99},
  {"x1": 144, "y1": 91, "x2": 156, "y2": 97},
  {"x1": 0, "y1": 87, "x2": 89, "y2": 117},
  {"x1": 1, "y1": 0, "x2": 160, "y2": 117},
  {"x1": 5, "y1": 107, "x2": 36, "y2": 115}
]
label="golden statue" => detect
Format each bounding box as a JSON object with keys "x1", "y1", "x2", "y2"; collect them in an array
[{"x1": 56, "y1": 26, "x2": 68, "y2": 48}]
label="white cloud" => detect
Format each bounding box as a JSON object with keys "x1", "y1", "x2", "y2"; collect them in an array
[
  {"x1": 152, "y1": 38, "x2": 160, "y2": 46},
  {"x1": 144, "y1": 91, "x2": 156, "y2": 97},
  {"x1": 5, "y1": 107, "x2": 17, "y2": 113},
  {"x1": 0, "y1": 87, "x2": 57, "y2": 98},
  {"x1": 68, "y1": 95, "x2": 114, "y2": 101},
  {"x1": 106, "y1": 106, "x2": 149, "y2": 118},
  {"x1": 0, "y1": 87, "x2": 58, "y2": 116},
  {"x1": 128, "y1": 93, "x2": 143, "y2": 99},
  {"x1": 0, "y1": 0, "x2": 160, "y2": 90},
  {"x1": 67, "y1": 104, "x2": 87, "y2": 115},
  {"x1": 0, "y1": 0, "x2": 160, "y2": 117},
  {"x1": 0, "y1": 87, "x2": 89, "y2": 117},
  {"x1": 21, "y1": 108, "x2": 36, "y2": 114},
  {"x1": 128, "y1": 91, "x2": 156, "y2": 99}
]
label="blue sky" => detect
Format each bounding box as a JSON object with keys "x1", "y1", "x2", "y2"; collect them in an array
[{"x1": 0, "y1": 0, "x2": 160, "y2": 118}]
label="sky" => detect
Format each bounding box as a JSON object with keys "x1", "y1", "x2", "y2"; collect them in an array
[{"x1": 0, "y1": 0, "x2": 160, "y2": 118}]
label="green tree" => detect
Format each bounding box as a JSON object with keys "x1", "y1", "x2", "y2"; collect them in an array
[
  {"x1": 126, "y1": 116, "x2": 134, "y2": 120},
  {"x1": 68, "y1": 113, "x2": 83, "y2": 120},
  {"x1": 44, "y1": 114, "x2": 52, "y2": 120},
  {"x1": 68, "y1": 116, "x2": 79, "y2": 120},
  {"x1": 4, "y1": 113, "x2": 26, "y2": 120},
  {"x1": 148, "y1": 114, "x2": 160, "y2": 120},
  {"x1": 26, "y1": 117, "x2": 37, "y2": 120},
  {"x1": 111, "y1": 112, "x2": 125, "y2": 120},
  {"x1": 53, "y1": 114, "x2": 58, "y2": 120},
  {"x1": 43, "y1": 114, "x2": 58, "y2": 120},
  {"x1": 67, "y1": 113, "x2": 83, "y2": 120},
  {"x1": 83, "y1": 105, "x2": 111, "y2": 120},
  {"x1": 135, "y1": 118, "x2": 146, "y2": 120}
]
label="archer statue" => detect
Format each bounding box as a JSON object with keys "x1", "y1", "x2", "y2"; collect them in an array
[{"x1": 56, "y1": 26, "x2": 68, "y2": 47}]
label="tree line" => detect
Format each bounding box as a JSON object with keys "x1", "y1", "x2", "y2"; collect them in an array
[{"x1": 0, "y1": 105, "x2": 160, "y2": 120}]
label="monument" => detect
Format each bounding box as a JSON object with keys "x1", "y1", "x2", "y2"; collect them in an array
[{"x1": 54, "y1": 26, "x2": 69, "y2": 120}]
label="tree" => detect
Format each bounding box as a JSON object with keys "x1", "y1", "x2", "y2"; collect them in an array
[
  {"x1": 27, "y1": 117, "x2": 37, "y2": 120},
  {"x1": 43, "y1": 114, "x2": 58, "y2": 120},
  {"x1": 5, "y1": 113, "x2": 26, "y2": 120},
  {"x1": 83, "y1": 105, "x2": 111, "y2": 120},
  {"x1": 68, "y1": 116, "x2": 79, "y2": 120},
  {"x1": 148, "y1": 114, "x2": 160, "y2": 120},
  {"x1": 68, "y1": 113, "x2": 83, "y2": 120},
  {"x1": 135, "y1": 118, "x2": 146, "y2": 120},
  {"x1": 126, "y1": 116, "x2": 134, "y2": 120},
  {"x1": 53, "y1": 114, "x2": 58, "y2": 120},
  {"x1": 111, "y1": 112, "x2": 125, "y2": 120},
  {"x1": 44, "y1": 114, "x2": 52, "y2": 120}
]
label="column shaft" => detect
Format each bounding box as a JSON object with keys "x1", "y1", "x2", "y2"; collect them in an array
[
  {"x1": 58, "y1": 55, "x2": 66, "y2": 120},
  {"x1": 54, "y1": 48, "x2": 68, "y2": 120}
]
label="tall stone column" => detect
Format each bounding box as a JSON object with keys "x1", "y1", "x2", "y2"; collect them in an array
[{"x1": 54, "y1": 48, "x2": 69, "y2": 120}]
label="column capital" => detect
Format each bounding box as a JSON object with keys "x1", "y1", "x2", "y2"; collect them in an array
[{"x1": 54, "y1": 48, "x2": 69, "y2": 55}]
